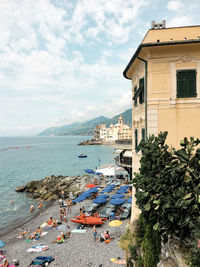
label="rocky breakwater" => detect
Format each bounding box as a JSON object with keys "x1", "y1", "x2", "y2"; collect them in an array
[{"x1": 15, "y1": 174, "x2": 92, "y2": 201}]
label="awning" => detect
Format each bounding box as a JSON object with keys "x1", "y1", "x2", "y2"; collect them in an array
[
  {"x1": 123, "y1": 150, "x2": 132, "y2": 157},
  {"x1": 114, "y1": 149, "x2": 123, "y2": 154}
]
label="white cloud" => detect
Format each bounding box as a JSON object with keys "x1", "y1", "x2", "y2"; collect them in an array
[{"x1": 167, "y1": 1, "x2": 183, "y2": 11}]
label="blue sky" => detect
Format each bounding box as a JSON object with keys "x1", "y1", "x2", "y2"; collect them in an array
[{"x1": 0, "y1": 0, "x2": 199, "y2": 136}]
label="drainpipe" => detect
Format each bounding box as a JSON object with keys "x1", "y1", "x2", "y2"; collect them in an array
[{"x1": 137, "y1": 56, "x2": 148, "y2": 141}]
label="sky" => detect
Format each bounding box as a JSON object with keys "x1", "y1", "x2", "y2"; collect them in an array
[{"x1": 0, "y1": 0, "x2": 199, "y2": 136}]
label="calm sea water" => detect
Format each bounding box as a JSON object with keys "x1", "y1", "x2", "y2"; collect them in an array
[{"x1": 0, "y1": 136, "x2": 114, "y2": 231}]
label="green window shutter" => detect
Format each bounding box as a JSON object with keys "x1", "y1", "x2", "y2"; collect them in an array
[
  {"x1": 135, "y1": 129, "x2": 138, "y2": 152},
  {"x1": 134, "y1": 86, "x2": 137, "y2": 107},
  {"x1": 187, "y1": 70, "x2": 196, "y2": 97},
  {"x1": 139, "y1": 78, "x2": 144, "y2": 104},
  {"x1": 141, "y1": 128, "x2": 145, "y2": 141},
  {"x1": 177, "y1": 70, "x2": 196, "y2": 98}
]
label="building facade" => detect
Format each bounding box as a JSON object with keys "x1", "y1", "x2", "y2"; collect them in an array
[
  {"x1": 123, "y1": 22, "x2": 200, "y2": 221},
  {"x1": 99, "y1": 115, "x2": 132, "y2": 141}
]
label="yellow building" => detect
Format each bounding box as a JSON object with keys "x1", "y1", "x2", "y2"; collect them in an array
[
  {"x1": 124, "y1": 22, "x2": 200, "y2": 174},
  {"x1": 123, "y1": 22, "x2": 200, "y2": 221},
  {"x1": 100, "y1": 115, "x2": 132, "y2": 141}
]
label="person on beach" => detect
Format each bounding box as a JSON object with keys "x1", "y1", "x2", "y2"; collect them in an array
[
  {"x1": 69, "y1": 191, "x2": 74, "y2": 200},
  {"x1": 93, "y1": 226, "x2": 99, "y2": 242},
  {"x1": 66, "y1": 199, "x2": 72, "y2": 213},
  {"x1": 82, "y1": 206, "x2": 85, "y2": 213},
  {"x1": 1, "y1": 258, "x2": 9, "y2": 267},
  {"x1": 38, "y1": 202, "x2": 43, "y2": 210},
  {"x1": 47, "y1": 217, "x2": 53, "y2": 225},
  {"x1": 61, "y1": 190, "x2": 65, "y2": 199},
  {"x1": 63, "y1": 207, "x2": 67, "y2": 223},
  {"x1": 30, "y1": 204, "x2": 34, "y2": 213},
  {"x1": 59, "y1": 208, "x2": 64, "y2": 222}
]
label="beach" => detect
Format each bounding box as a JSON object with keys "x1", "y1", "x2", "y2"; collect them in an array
[{"x1": 1, "y1": 198, "x2": 128, "y2": 267}]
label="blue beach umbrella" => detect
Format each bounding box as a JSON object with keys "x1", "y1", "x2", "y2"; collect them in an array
[
  {"x1": 116, "y1": 189, "x2": 128, "y2": 194},
  {"x1": 127, "y1": 197, "x2": 132, "y2": 204},
  {"x1": 84, "y1": 169, "x2": 95, "y2": 174},
  {"x1": 0, "y1": 240, "x2": 5, "y2": 248},
  {"x1": 96, "y1": 194, "x2": 109, "y2": 198},
  {"x1": 88, "y1": 188, "x2": 99, "y2": 193},
  {"x1": 110, "y1": 198, "x2": 125, "y2": 205},
  {"x1": 111, "y1": 194, "x2": 124, "y2": 199},
  {"x1": 95, "y1": 172, "x2": 103, "y2": 175},
  {"x1": 93, "y1": 198, "x2": 107, "y2": 204},
  {"x1": 73, "y1": 196, "x2": 86, "y2": 203}
]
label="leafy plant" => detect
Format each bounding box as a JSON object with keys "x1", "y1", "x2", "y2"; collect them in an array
[{"x1": 134, "y1": 132, "x2": 200, "y2": 243}]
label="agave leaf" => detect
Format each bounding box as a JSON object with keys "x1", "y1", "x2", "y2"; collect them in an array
[
  {"x1": 153, "y1": 222, "x2": 159, "y2": 231},
  {"x1": 144, "y1": 203, "x2": 151, "y2": 211},
  {"x1": 168, "y1": 214, "x2": 174, "y2": 222},
  {"x1": 182, "y1": 193, "x2": 192, "y2": 200}
]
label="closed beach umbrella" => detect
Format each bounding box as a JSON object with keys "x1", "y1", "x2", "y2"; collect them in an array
[
  {"x1": 0, "y1": 240, "x2": 5, "y2": 248},
  {"x1": 93, "y1": 198, "x2": 107, "y2": 204},
  {"x1": 110, "y1": 198, "x2": 124, "y2": 205},
  {"x1": 57, "y1": 224, "x2": 68, "y2": 232},
  {"x1": 111, "y1": 194, "x2": 124, "y2": 199}
]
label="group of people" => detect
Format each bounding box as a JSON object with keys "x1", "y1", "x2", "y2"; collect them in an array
[
  {"x1": 30, "y1": 202, "x2": 43, "y2": 213},
  {"x1": 58, "y1": 190, "x2": 74, "y2": 223},
  {"x1": 93, "y1": 226, "x2": 111, "y2": 243}
]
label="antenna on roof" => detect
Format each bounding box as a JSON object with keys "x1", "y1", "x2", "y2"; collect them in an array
[{"x1": 151, "y1": 20, "x2": 166, "y2": 29}]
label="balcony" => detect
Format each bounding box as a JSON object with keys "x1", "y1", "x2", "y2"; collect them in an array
[{"x1": 115, "y1": 139, "x2": 132, "y2": 150}]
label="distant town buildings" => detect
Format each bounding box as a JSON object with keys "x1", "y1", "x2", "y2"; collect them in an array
[{"x1": 96, "y1": 115, "x2": 132, "y2": 141}]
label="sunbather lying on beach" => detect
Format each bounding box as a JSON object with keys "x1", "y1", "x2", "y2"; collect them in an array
[
  {"x1": 27, "y1": 227, "x2": 42, "y2": 240},
  {"x1": 0, "y1": 258, "x2": 8, "y2": 267},
  {"x1": 52, "y1": 231, "x2": 71, "y2": 244},
  {"x1": 17, "y1": 229, "x2": 29, "y2": 238}
]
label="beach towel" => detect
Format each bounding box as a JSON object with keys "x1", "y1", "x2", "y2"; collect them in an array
[
  {"x1": 26, "y1": 245, "x2": 48, "y2": 253},
  {"x1": 71, "y1": 229, "x2": 86, "y2": 233},
  {"x1": 0, "y1": 255, "x2": 5, "y2": 261},
  {"x1": 29, "y1": 256, "x2": 54, "y2": 266}
]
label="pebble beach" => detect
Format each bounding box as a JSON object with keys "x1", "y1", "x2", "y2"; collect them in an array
[{"x1": 0, "y1": 198, "x2": 129, "y2": 267}]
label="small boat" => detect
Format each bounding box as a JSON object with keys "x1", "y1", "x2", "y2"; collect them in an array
[
  {"x1": 70, "y1": 212, "x2": 107, "y2": 225},
  {"x1": 78, "y1": 154, "x2": 87, "y2": 158}
]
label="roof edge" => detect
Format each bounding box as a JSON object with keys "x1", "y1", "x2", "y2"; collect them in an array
[{"x1": 123, "y1": 39, "x2": 200, "y2": 80}]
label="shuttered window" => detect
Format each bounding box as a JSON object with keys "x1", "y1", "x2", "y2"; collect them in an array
[
  {"x1": 177, "y1": 70, "x2": 197, "y2": 98},
  {"x1": 139, "y1": 78, "x2": 144, "y2": 104}
]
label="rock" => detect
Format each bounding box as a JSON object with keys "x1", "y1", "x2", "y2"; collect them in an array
[{"x1": 15, "y1": 185, "x2": 26, "y2": 192}]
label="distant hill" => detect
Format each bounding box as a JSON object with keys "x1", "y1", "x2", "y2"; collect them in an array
[{"x1": 38, "y1": 108, "x2": 132, "y2": 136}]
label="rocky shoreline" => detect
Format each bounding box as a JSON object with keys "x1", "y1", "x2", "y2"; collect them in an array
[
  {"x1": 78, "y1": 138, "x2": 114, "y2": 145},
  {"x1": 15, "y1": 174, "x2": 100, "y2": 201}
]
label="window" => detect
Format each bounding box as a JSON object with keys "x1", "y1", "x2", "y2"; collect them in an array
[
  {"x1": 139, "y1": 78, "x2": 144, "y2": 104},
  {"x1": 133, "y1": 86, "x2": 137, "y2": 107},
  {"x1": 177, "y1": 70, "x2": 197, "y2": 98},
  {"x1": 135, "y1": 129, "x2": 138, "y2": 152}
]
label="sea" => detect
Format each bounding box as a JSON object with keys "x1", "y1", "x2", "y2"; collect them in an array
[{"x1": 0, "y1": 136, "x2": 115, "y2": 233}]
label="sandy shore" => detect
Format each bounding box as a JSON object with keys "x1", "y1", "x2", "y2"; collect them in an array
[{"x1": 1, "y1": 198, "x2": 129, "y2": 267}]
